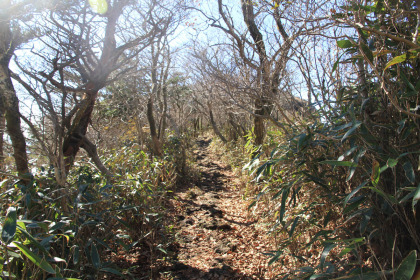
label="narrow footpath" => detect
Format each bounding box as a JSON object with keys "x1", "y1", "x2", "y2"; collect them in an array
[{"x1": 165, "y1": 137, "x2": 279, "y2": 279}]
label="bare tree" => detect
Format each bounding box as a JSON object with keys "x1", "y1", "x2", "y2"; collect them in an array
[
  {"x1": 144, "y1": 1, "x2": 187, "y2": 156},
  {"x1": 13, "y1": 0, "x2": 164, "y2": 184},
  {"x1": 193, "y1": 0, "x2": 330, "y2": 145}
]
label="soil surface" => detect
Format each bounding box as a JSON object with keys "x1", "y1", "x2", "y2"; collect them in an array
[
  {"x1": 107, "y1": 137, "x2": 280, "y2": 279},
  {"x1": 163, "y1": 137, "x2": 279, "y2": 279}
]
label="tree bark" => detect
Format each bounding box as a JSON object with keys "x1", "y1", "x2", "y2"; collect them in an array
[
  {"x1": 0, "y1": 99, "x2": 5, "y2": 171},
  {"x1": 254, "y1": 98, "x2": 265, "y2": 146},
  {"x1": 135, "y1": 117, "x2": 144, "y2": 149},
  {"x1": 216, "y1": 0, "x2": 295, "y2": 146},
  {"x1": 62, "y1": 87, "x2": 97, "y2": 172},
  {"x1": 55, "y1": 1, "x2": 139, "y2": 174},
  {"x1": 228, "y1": 113, "x2": 244, "y2": 141},
  {"x1": 80, "y1": 136, "x2": 112, "y2": 182},
  {"x1": 147, "y1": 97, "x2": 163, "y2": 157},
  {"x1": 209, "y1": 108, "x2": 227, "y2": 143},
  {"x1": 241, "y1": 0, "x2": 271, "y2": 146},
  {"x1": 158, "y1": 82, "x2": 168, "y2": 142},
  {"x1": 0, "y1": 65, "x2": 30, "y2": 178},
  {"x1": 0, "y1": 9, "x2": 29, "y2": 178}
]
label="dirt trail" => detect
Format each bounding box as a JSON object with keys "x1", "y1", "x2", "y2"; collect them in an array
[{"x1": 166, "y1": 137, "x2": 277, "y2": 280}]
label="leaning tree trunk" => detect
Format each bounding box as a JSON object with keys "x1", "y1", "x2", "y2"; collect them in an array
[
  {"x1": 0, "y1": 6, "x2": 30, "y2": 179},
  {"x1": 62, "y1": 86, "x2": 98, "y2": 172},
  {"x1": 209, "y1": 106, "x2": 227, "y2": 143},
  {"x1": 62, "y1": 89, "x2": 112, "y2": 180},
  {"x1": 0, "y1": 62, "x2": 30, "y2": 178},
  {"x1": 59, "y1": 2, "x2": 124, "y2": 174},
  {"x1": 80, "y1": 136, "x2": 112, "y2": 181}
]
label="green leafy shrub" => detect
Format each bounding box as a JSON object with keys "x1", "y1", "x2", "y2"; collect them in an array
[
  {"x1": 248, "y1": 1, "x2": 419, "y2": 277},
  {"x1": 0, "y1": 145, "x2": 178, "y2": 279}
]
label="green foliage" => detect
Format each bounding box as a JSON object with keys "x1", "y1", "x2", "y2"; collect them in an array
[
  {"x1": 395, "y1": 250, "x2": 417, "y2": 280},
  {"x1": 0, "y1": 145, "x2": 178, "y2": 279},
  {"x1": 247, "y1": 0, "x2": 420, "y2": 276},
  {"x1": 165, "y1": 135, "x2": 188, "y2": 177},
  {"x1": 1, "y1": 207, "x2": 17, "y2": 244},
  {"x1": 12, "y1": 241, "x2": 56, "y2": 274},
  {"x1": 248, "y1": 111, "x2": 418, "y2": 277}
]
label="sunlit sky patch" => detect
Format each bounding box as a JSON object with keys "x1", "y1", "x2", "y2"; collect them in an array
[{"x1": 88, "y1": 0, "x2": 108, "y2": 14}]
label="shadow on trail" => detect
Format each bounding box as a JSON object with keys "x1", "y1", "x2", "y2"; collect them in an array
[
  {"x1": 106, "y1": 137, "x2": 268, "y2": 279},
  {"x1": 194, "y1": 139, "x2": 227, "y2": 193},
  {"x1": 196, "y1": 138, "x2": 212, "y2": 148},
  {"x1": 168, "y1": 261, "x2": 254, "y2": 280},
  {"x1": 163, "y1": 137, "x2": 255, "y2": 279}
]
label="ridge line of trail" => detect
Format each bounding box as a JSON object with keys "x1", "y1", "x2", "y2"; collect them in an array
[{"x1": 164, "y1": 137, "x2": 277, "y2": 280}]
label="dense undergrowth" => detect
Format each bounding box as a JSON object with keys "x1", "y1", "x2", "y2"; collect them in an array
[
  {"x1": 0, "y1": 137, "x2": 189, "y2": 279},
  {"x1": 210, "y1": 110, "x2": 419, "y2": 279},
  {"x1": 219, "y1": 2, "x2": 420, "y2": 278},
  {"x1": 1, "y1": 1, "x2": 419, "y2": 279},
  {"x1": 1, "y1": 125, "x2": 418, "y2": 279},
  {"x1": 209, "y1": 2, "x2": 420, "y2": 277},
  {"x1": 244, "y1": 119, "x2": 419, "y2": 279}
]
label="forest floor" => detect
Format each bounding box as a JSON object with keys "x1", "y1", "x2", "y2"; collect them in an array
[
  {"x1": 108, "y1": 137, "x2": 282, "y2": 279},
  {"x1": 159, "y1": 137, "x2": 282, "y2": 279}
]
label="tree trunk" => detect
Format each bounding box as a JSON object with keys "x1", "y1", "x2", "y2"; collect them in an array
[
  {"x1": 0, "y1": 100, "x2": 5, "y2": 171},
  {"x1": 193, "y1": 117, "x2": 200, "y2": 136},
  {"x1": 0, "y1": 63, "x2": 30, "y2": 178},
  {"x1": 0, "y1": 6, "x2": 30, "y2": 179},
  {"x1": 135, "y1": 117, "x2": 144, "y2": 149},
  {"x1": 62, "y1": 87, "x2": 97, "y2": 172},
  {"x1": 158, "y1": 86, "x2": 168, "y2": 142},
  {"x1": 53, "y1": 156, "x2": 67, "y2": 187},
  {"x1": 147, "y1": 97, "x2": 163, "y2": 157},
  {"x1": 241, "y1": 0, "x2": 271, "y2": 146},
  {"x1": 81, "y1": 136, "x2": 112, "y2": 182},
  {"x1": 209, "y1": 108, "x2": 227, "y2": 143},
  {"x1": 161, "y1": 88, "x2": 168, "y2": 141},
  {"x1": 254, "y1": 98, "x2": 265, "y2": 146},
  {"x1": 55, "y1": 2, "x2": 129, "y2": 175},
  {"x1": 228, "y1": 113, "x2": 243, "y2": 142}
]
